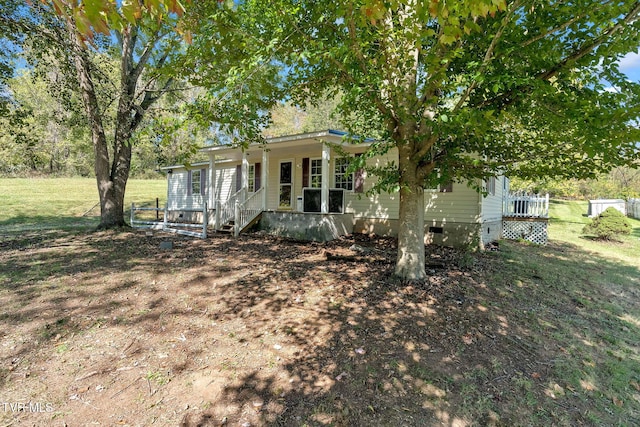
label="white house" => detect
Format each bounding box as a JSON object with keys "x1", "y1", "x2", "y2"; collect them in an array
[{"x1": 162, "y1": 129, "x2": 509, "y2": 248}]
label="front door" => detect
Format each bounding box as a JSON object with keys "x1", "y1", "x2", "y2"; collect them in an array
[{"x1": 279, "y1": 160, "x2": 293, "y2": 209}]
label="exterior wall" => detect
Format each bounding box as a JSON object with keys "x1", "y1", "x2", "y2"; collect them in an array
[
  {"x1": 215, "y1": 164, "x2": 238, "y2": 205},
  {"x1": 476, "y1": 176, "x2": 510, "y2": 246},
  {"x1": 349, "y1": 147, "x2": 482, "y2": 247},
  {"x1": 260, "y1": 212, "x2": 354, "y2": 242},
  {"x1": 167, "y1": 169, "x2": 207, "y2": 211},
  {"x1": 167, "y1": 140, "x2": 506, "y2": 248},
  {"x1": 264, "y1": 146, "x2": 372, "y2": 213},
  {"x1": 345, "y1": 149, "x2": 399, "y2": 220},
  {"x1": 479, "y1": 220, "x2": 502, "y2": 247},
  {"x1": 167, "y1": 165, "x2": 237, "y2": 211},
  {"x1": 481, "y1": 176, "x2": 508, "y2": 223}
]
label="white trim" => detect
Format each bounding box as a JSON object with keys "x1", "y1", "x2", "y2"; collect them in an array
[
  {"x1": 279, "y1": 159, "x2": 294, "y2": 210},
  {"x1": 191, "y1": 170, "x2": 202, "y2": 195},
  {"x1": 321, "y1": 144, "x2": 330, "y2": 214},
  {"x1": 309, "y1": 157, "x2": 322, "y2": 188},
  {"x1": 262, "y1": 149, "x2": 268, "y2": 210},
  {"x1": 333, "y1": 157, "x2": 354, "y2": 192},
  {"x1": 248, "y1": 163, "x2": 256, "y2": 193},
  {"x1": 241, "y1": 152, "x2": 249, "y2": 192}
]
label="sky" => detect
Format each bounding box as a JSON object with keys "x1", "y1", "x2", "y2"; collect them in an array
[{"x1": 619, "y1": 52, "x2": 640, "y2": 82}]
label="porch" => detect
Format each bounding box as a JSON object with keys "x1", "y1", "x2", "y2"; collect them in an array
[
  {"x1": 199, "y1": 130, "x2": 367, "y2": 238},
  {"x1": 502, "y1": 192, "x2": 550, "y2": 245}
]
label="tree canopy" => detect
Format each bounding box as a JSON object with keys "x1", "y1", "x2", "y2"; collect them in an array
[
  {"x1": 5, "y1": 0, "x2": 640, "y2": 279},
  {"x1": 185, "y1": 0, "x2": 640, "y2": 279},
  {"x1": 1, "y1": 0, "x2": 200, "y2": 227}
]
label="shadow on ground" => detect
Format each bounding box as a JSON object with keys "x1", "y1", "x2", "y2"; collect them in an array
[{"x1": 0, "y1": 230, "x2": 638, "y2": 426}]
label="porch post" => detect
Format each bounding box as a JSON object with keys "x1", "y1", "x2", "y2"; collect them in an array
[
  {"x1": 262, "y1": 149, "x2": 268, "y2": 210},
  {"x1": 321, "y1": 142, "x2": 330, "y2": 214},
  {"x1": 209, "y1": 154, "x2": 216, "y2": 226},
  {"x1": 241, "y1": 151, "x2": 249, "y2": 195},
  {"x1": 209, "y1": 154, "x2": 218, "y2": 228}
]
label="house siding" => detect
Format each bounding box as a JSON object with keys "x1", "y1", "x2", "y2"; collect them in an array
[
  {"x1": 481, "y1": 176, "x2": 507, "y2": 223},
  {"x1": 215, "y1": 164, "x2": 238, "y2": 205},
  {"x1": 167, "y1": 165, "x2": 236, "y2": 211},
  {"x1": 166, "y1": 135, "x2": 506, "y2": 248},
  {"x1": 167, "y1": 170, "x2": 206, "y2": 211}
]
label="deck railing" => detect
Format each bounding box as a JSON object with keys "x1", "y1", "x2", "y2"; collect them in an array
[
  {"x1": 503, "y1": 192, "x2": 549, "y2": 218},
  {"x1": 131, "y1": 202, "x2": 207, "y2": 239},
  {"x1": 235, "y1": 187, "x2": 265, "y2": 236},
  {"x1": 217, "y1": 188, "x2": 245, "y2": 229}
]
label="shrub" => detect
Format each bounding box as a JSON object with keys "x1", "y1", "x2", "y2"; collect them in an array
[{"x1": 582, "y1": 207, "x2": 632, "y2": 240}]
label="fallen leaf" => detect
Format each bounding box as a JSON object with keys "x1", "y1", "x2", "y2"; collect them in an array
[{"x1": 335, "y1": 372, "x2": 348, "y2": 381}]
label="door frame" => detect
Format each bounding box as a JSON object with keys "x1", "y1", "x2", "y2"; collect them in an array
[{"x1": 278, "y1": 159, "x2": 294, "y2": 209}]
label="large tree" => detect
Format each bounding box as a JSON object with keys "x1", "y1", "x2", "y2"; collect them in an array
[
  {"x1": 46, "y1": 1, "x2": 640, "y2": 279},
  {"x1": 189, "y1": 0, "x2": 640, "y2": 280},
  {"x1": 1, "y1": 0, "x2": 185, "y2": 227}
]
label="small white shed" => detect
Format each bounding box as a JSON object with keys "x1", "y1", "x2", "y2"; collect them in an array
[{"x1": 587, "y1": 199, "x2": 626, "y2": 217}]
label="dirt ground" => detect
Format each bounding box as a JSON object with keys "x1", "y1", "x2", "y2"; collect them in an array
[{"x1": 0, "y1": 229, "x2": 635, "y2": 426}]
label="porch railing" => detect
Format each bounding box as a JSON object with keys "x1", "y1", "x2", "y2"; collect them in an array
[
  {"x1": 234, "y1": 187, "x2": 265, "y2": 236},
  {"x1": 503, "y1": 192, "x2": 549, "y2": 218},
  {"x1": 217, "y1": 188, "x2": 246, "y2": 229}
]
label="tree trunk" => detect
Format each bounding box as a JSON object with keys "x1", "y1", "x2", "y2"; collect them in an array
[
  {"x1": 67, "y1": 19, "x2": 127, "y2": 229},
  {"x1": 395, "y1": 181, "x2": 426, "y2": 280},
  {"x1": 394, "y1": 139, "x2": 427, "y2": 280}
]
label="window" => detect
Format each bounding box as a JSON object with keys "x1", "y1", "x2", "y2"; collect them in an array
[
  {"x1": 190, "y1": 170, "x2": 201, "y2": 195},
  {"x1": 248, "y1": 164, "x2": 255, "y2": 192},
  {"x1": 334, "y1": 157, "x2": 353, "y2": 191},
  {"x1": 236, "y1": 163, "x2": 261, "y2": 192},
  {"x1": 310, "y1": 158, "x2": 322, "y2": 188},
  {"x1": 279, "y1": 161, "x2": 293, "y2": 208},
  {"x1": 440, "y1": 181, "x2": 453, "y2": 193},
  {"x1": 486, "y1": 177, "x2": 496, "y2": 196}
]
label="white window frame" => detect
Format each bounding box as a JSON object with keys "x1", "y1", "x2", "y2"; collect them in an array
[
  {"x1": 279, "y1": 159, "x2": 294, "y2": 209},
  {"x1": 333, "y1": 157, "x2": 353, "y2": 191},
  {"x1": 248, "y1": 164, "x2": 256, "y2": 193},
  {"x1": 310, "y1": 157, "x2": 322, "y2": 188},
  {"x1": 191, "y1": 170, "x2": 201, "y2": 195}
]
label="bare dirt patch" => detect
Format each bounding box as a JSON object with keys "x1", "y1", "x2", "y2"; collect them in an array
[{"x1": 0, "y1": 230, "x2": 638, "y2": 426}]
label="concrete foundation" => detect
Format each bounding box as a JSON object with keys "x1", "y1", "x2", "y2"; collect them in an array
[
  {"x1": 479, "y1": 220, "x2": 503, "y2": 248},
  {"x1": 354, "y1": 218, "x2": 490, "y2": 249},
  {"x1": 425, "y1": 222, "x2": 483, "y2": 249},
  {"x1": 260, "y1": 211, "x2": 354, "y2": 242}
]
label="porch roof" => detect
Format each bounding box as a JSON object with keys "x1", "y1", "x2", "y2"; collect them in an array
[{"x1": 198, "y1": 129, "x2": 372, "y2": 162}]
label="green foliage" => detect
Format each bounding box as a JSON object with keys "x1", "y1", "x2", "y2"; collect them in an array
[
  {"x1": 265, "y1": 96, "x2": 345, "y2": 137},
  {"x1": 582, "y1": 207, "x2": 633, "y2": 240},
  {"x1": 511, "y1": 166, "x2": 640, "y2": 200}
]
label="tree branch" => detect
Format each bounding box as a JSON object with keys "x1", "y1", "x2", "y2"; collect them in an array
[
  {"x1": 452, "y1": 0, "x2": 521, "y2": 113},
  {"x1": 537, "y1": 1, "x2": 640, "y2": 81}
]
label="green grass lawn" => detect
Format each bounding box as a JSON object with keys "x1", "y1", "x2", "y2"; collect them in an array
[
  {"x1": 548, "y1": 199, "x2": 640, "y2": 267},
  {"x1": 0, "y1": 185, "x2": 638, "y2": 425},
  {"x1": 0, "y1": 177, "x2": 166, "y2": 232}
]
